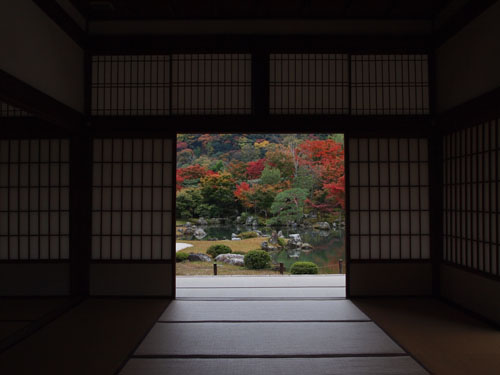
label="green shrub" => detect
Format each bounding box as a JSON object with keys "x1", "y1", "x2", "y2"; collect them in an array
[
  {"x1": 176, "y1": 252, "x2": 189, "y2": 262},
  {"x1": 207, "y1": 244, "x2": 232, "y2": 258},
  {"x1": 244, "y1": 250, "x2": 271, "y2": 269},
  {"x1": 232, "y1": 251, "x2": 246, "y2": 255},
  {"x1": 290, "y1": 261, "x2": 319, "y2": 274},
  {"x1": 238, "y1": 231, "x2": 259, "y2": 239},
  {"x1": 277, "y1": 237, "x2": 287, "y2": 248}
]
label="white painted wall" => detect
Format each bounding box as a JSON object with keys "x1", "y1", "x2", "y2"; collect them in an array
[
  {"x1": 0, "y1": 0, "x2": 84, "y2": 112},
  {"x1": 436, "y1": 1, "x2": 500, "y2": 112}
]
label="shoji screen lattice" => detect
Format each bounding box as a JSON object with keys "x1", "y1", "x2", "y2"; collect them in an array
[
  {"x1": 349, "y1": 138, "x2": 430, "y2": 260},
  {"x1": 351, "y1": 55, "x2": 429, "y2": 115},
  {"x1": 92, "y1": 55, "x2": 171, "y2": 116},
  {"x1": 443, "y1": 121, "x2": 499, "y2": 276},
  {"x1": 172, "y1": 54, "x2": 251, "y2": 114},
  {"x1": 0, "y1": 101, "x2": 29, "y2": 117},
  {"x1": 91, "y1": 138, "x2": 173, "y2": 260},
  {"x1": 269, "y1": 54, "x2": 349, "y2": 114},
  {"x1": 0, "y1": 139, "x2": 70, "y2": 260},
  {"x1": 91, "y1": 54, "x2": 251, "y2": 115}
]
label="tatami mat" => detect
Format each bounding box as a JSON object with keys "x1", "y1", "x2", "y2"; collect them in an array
[
  {"x1": 0, "y1": 322, "x2": 29, "y2": 342},
  {"x1": 176, "y1": 287, "x2": 345, "y2": 299},
  {"x1": 0, "y1": 298, "x2": 72, "y2": 321},
  {"x1": 159, "y1": 300, "x2": 369, "y2": 322},
  {"x1": 176, "y1": 275, "x2": 346, "y2": 288},
  {"x1": 121, "y1": 357, "x2": 427, "y2": 375},
  {"x1": 135, "y1": 322, "x2": 404, "y2": 356}
]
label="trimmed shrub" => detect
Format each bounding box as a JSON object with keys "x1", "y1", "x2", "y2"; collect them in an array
[
  {"x1": 244, "y1": 250, "x2": 271, "y2": 269},
  {"x1": 277, "y1": 237, "x2": 287, "y2": 248},
  {"x1": 176, "y1": 252, "x2": 189, "y2": 262},
  {"x1": 207, "y1": 244, "x2": 232, "y2": 258},
  {"x1": 238, "y1": 231, "x2": 259, "y2": 239},
  {"x1": 290, "y1": 261, "x2": 319, "y2": 274}
]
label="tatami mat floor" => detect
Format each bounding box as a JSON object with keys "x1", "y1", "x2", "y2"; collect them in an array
[{"x1": 1, "y1": 277, "x2": 499, "y2": 374}]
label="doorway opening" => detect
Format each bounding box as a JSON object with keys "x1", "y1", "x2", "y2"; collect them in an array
[{"x1": 175, "y1": 133, "x2": 345, "y2": 278}]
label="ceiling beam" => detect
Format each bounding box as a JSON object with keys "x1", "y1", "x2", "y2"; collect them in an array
[{"x1": 0, "y1": 70, "x2": 85, "y2": 133}]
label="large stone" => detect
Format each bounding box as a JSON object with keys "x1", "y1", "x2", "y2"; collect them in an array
[
  {"x1": 261, "y1": 241, "x2": 278, "y2": 251},
  {"x1": 277, "y1": 230, "x2": 284, "y2": 238},
  {"x1": 183, "y1": 226, "x2": 196, "y2": 236},
  {"x1": 235, "y1": 216, "x2": 242, "y2": 224},
  {"x1": 245, "y1": 216, "x2": 254, "y2": 226},
  {"x1": 187, "y1": 253, "x2": 211, "y2": 262},
  {"x1": 215, "y1": 253, "x2": 245, "y2": 266},
  {"x1": 193, "y1": 228, "x2": 207, "y2": 240},
  {"x1": 313, "y1": 221, "x2": 331, "y2": 230},
  {"x1": 289, "y1": 233, "x2": 302, "y2": 242},
  {"x1": 269, "y1": 231, "x2": 279, "y2": 244},
  {"x1": 301, "y1": 243, "x2": 313, "y2": 250},
  {"x1": 197, "y1": 217, "x2": 208, "y2": 225}
]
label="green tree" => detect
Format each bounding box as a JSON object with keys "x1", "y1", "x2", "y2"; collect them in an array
[
  {"x1": 292, "y1": 165, "x2": 316, "y2": 195},
  {"x1": 176, "y1": 188, "x2": 203, "y2": 218},
  {"x1": 248, "y1": 185, "x2": 278, "y2": 219},
  {"x1": 200, "y1": 172, "x2": 237, "y2": 217},
  {"x1": 269, "y1": 188, "x2": 308, "y2": 225},
  {"x1": 260, "y1": 165, "x2": 281, "y2": 185}
]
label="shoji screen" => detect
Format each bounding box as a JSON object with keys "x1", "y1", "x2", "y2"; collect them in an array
[
  {"x1": 90, "y1": 138, "x2": 174, "y2": 296},
  {"x1": 0, "y1": 101, "x2": 29, "y2": 117},
  {"x1": 92, "y1": 55, "x2": 171, "y2": 116},
  {"x1": 269, "y1": 54, "x2": 349, "y2": 114},
  {"x1": 351, "y1": 55, "x2": 429, "y2": 115},
  {"x1": 0, "y1": 139, "x2": 71, "y2": 295},
  {"x1": 172, "y1": 54, "x2": 251, "y2": 114},
  {"x1": 348, "y1": 137, "x2": 432, "y2": 295},
  {"x1": 91, "y1": 138, "x2": 173, "y2": 260},
  {"x1": 0, "y1": 139, "x2": 70, "y2": 260},
  {"x1": 349, "y1": 138, "x2": 430, "y2": 259},
  {"x1": 443, "y1": 121, "x2": 499, "y2": 276},
  {"x1": 91, "y1": 54, "x2": 251, "y2": 116}
]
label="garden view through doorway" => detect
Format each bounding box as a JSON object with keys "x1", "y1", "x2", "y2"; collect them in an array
[{"x1": 175, "y1": 133, "x2": 345, "y2": 276}]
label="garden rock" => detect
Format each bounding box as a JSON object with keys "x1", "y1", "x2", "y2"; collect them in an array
[
  {"x1": 198, "y1": 217, "x2": 208, "y2": 225},
  {"x1": 193, "y1": 228, "x2": 207, "y2": 239},
  {"x1": 277, "y1": 230, "x2": 284, "y2": 238},
  {"x1": 245, "y1": 216, "x2": 255, "y2": 226},
  {"x1": 289, "y1": 234, "x2": 302, "y2": 242},
  {"x1": 301, "y1": 243, "x2": 313, "y2": 250},
  {"x1": 261, "y1": 241, "x2": 278, "y2": 251},
  {"x1": 235, "y1": 216, "x2": 242, "y2": 224},
  {"x1": 313, "y1": 221, "x2": 331, "y2": 230},
  {"x1": 188, "y1": 253, "x2": 211, "y2": 262},
  {"x1": 215, "y1": 253, "x2": 245, "y2": 266},
  {"x1": 183, "y1": 226, "x2": 196, "y2": 236},
  {"x1": 269, "y1": 231, "x2": 279, "y2": 244}
]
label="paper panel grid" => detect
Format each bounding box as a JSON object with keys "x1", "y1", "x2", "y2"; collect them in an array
[
  {"x1": 91, "y1": 138, "x2": 174, "y2": 260},
  {"x1": 349, "y1": 138, "x2": 430, "y2": 260}
]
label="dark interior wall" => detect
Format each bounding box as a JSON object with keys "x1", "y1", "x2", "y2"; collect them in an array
[
  {"x1": 436, "y1": 2, "x2": 500, "y2": 323},
  {"x1": 436, "y1": 1, "x2": 500, "y2": 113},
  {"x1": 0, "y1": 0, "x2": 84, "y2": 113}
]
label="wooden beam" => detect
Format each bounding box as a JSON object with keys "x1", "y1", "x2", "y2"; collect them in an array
[
  {"x1": 434, "y1": 0, "x2": 499, "y2": 47},
  {"x1": 89, "y1": 115, "x2": 434, "y2": 137},
  {"x1": 32, "y1": 0, "x2": 88, "y2": 48},
  {"x1": 0, "y1": 69, "x2": 84, "y2": 133},
  {"x1": 88, "y1": 35, "x2": 432, "y2": 55},
  {"x1": 438, "y1": 86, "x2": 500, "y2": 132}
]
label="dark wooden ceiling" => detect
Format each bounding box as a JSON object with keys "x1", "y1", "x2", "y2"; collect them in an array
[{"x1": 71, "y1": 0, "x2": 451, "y2": 20}]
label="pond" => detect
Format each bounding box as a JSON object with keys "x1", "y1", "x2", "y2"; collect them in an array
[{"x1": 183, "y1": 224, "x2": 345, "y2": 274}]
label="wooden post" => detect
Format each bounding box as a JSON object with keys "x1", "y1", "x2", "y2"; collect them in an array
[
  {"x1": 213, "y1": 263, "x2": 217, "y2": 276},
  {"x1": 339, "y1": 259, "x2": 343, "y2": 274},
  {"x1": 279, "y1": 262, "x2": 284, "y2": 275}
]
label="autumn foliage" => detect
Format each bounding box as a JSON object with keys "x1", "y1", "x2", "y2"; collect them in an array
[{"x1": 176, "y1": 134, "x2": 344, "y2": 221}]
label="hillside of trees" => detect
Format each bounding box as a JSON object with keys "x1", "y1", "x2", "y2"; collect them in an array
[{"x1": 176, "y1": 134, "x2": 345, "y2": 225}]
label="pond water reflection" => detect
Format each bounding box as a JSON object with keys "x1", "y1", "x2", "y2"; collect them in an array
[{"x1": 184, "y1": 225, "x2": 345, "y2": 274}]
